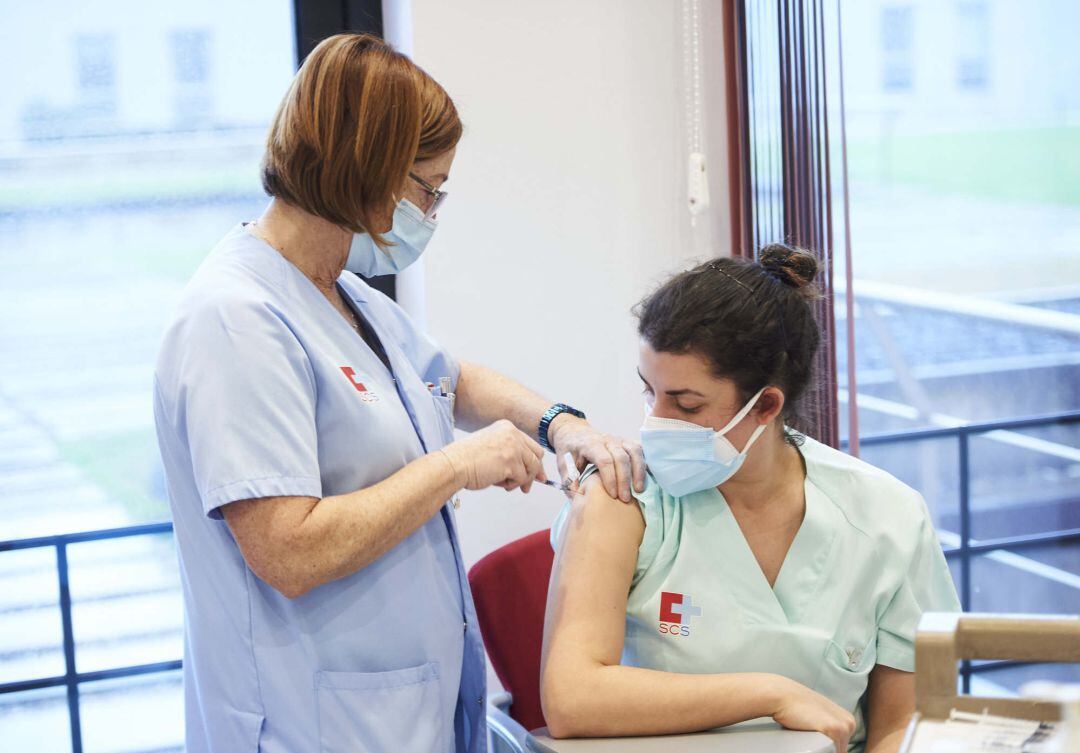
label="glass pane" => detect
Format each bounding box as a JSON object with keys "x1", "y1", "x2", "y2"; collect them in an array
[
  {"x1": 857, "y1": 436, "x2": 960, "y2": 541},
  {"x1": 69, "y1": 534, "x2": 181, "y2": 674},
  {"x1": 0, "y1": 547, "x2": 65, "y2": 685},
  {"x1": 837, "y1": 2, "x2": 1080, "y2": 532},
  {"x1": 970, "y1": 663, "x2": 1080, "y2": 697},
  {"x1": 80, "y1": 672, "x2": 183, "y2": 753},
  {"x1": 0, "y1": 2, "x2": 296, "y2": 541},
  {"x1": 969, "y1": 424, "x2": 1080, "y2": 540},
  {"x1": 0, "y1": 685, "x2": 71, "y2": 752},
  {"x1": 970, "y1": 542, "x2": 1080, "y2": 615}
]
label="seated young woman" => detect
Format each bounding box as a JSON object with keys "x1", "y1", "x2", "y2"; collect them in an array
[{"x1": 540, "y1": 245, "x2": 960, "y2": 753}]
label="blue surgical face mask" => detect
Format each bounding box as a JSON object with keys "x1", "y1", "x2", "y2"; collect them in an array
[
  {"x1": 345, "y1": 198, "x2": 436, "y2": 277},
  {"x1": 639, "y1": 387, "x2": 768, "y2": 496}
]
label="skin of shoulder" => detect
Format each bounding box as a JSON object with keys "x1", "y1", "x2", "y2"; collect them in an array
[{"x1": 563, "y1": 474, "x2": 647, "y2": 551}]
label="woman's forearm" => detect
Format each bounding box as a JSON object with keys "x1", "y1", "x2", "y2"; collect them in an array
[
  {"x1": 455, "y1": 359, "x2": 552, "y2": 436},
  {"x1": 542, "y1": 663, "x2": 782, "y2": 738},
  {"x1": 294, "y1": 451, "x2": 464, "y2": 582},
  {"x1": 225, "y1": 449, "x2": 464, "y2": 598},
  {"x1": 454, "y1": 361, "x2": 637, "y2": 497}
]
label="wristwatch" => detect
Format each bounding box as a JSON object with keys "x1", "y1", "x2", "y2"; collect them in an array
[{"x1": 538, "y1": 403, "x2": 586, "y2": 452}]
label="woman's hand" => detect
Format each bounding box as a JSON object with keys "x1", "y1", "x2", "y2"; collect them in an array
[
  {"x1": 549, "y1": 415, "x2": 646, "y2": 503},
  {"x1": 770, "y1": 676, "x2": 856, "y2": 753},
  {"x1": 441, "y1": 419, "x2": 547, "y2": 493}
]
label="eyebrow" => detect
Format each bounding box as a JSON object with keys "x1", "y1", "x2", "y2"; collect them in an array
[{"x1": 636, "y1": 369, "x2": 706, "y2": 398}]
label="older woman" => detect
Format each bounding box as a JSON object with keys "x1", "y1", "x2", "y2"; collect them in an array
[{"x1": 154, "y1": 34, "x2": 643, "y2": 753}]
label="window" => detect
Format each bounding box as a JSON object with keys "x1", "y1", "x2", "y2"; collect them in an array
[
  {"x1": 170, "y1": 28, "x2": 214, "y2": 127},
  {"x1": 0, "y1": 3, "x2": 295, "y2": 750},
  {"x1": 881, "y1": 5, "x2": 914, "y2": 92},
  {"x1": 838, "y1": 0, "x2": 1080, "y2": 694},
  {"x1": 76, "y1": 33, "x2": 118, "y2": 118},
  {"x1": 955, "y1": 1, "x2": 990, "y2": 90}
]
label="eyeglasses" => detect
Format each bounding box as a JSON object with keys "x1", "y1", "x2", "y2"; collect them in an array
[{"x1": 409, "y1": 172, "x2": 447, "y2": 221}]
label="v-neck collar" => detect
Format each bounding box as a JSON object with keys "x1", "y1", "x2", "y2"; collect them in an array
[
  {"x1": 243, "y1": 231, "x2": 395, "y2": 386},
  {"x1": 771, "y1": 477, "x2": 837, "y2": 622},
  {"x1": 336, "y1": 282, "x2": 395, "y2": 380},
  {"x1": 708, "y1": 474, "x2": 838, "y2": 625}
]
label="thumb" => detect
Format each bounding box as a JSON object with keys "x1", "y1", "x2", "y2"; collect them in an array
[{"x1": 561, "y1": 452, "x2": 580, "y2": 483}]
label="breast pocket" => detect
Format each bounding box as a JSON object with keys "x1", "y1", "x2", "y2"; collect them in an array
[
  {"x1": 816, "y1": 633, "x2": 877, "y2": 713},
  {"x1": 314, "y1": 662, "x2": 449, "y2": 753},
  {"x1": 431, "y1": 395, "x2": 455, "y2": 447}
]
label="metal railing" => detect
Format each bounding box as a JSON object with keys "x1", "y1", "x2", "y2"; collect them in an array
[
  {"x1": 1, "y1": 410, "x2": 1077, "y2": 752},
  {"x1": 0, "y1": 522, "x2": 179, "y2": 753},
  {"x1": 841, "y1": 408, "x2": 1080, "y2": 692}
]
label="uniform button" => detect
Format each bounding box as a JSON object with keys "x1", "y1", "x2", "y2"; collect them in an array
[
  {"x1": 463, "y1": 621, "x2": 468, "y2": 632},
  {"x1": 477, "y1": 696, "x2": 484, "y2": 705}
]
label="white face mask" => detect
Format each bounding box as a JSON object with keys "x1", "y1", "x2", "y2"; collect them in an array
[
  {"x1": 345, "y1": 198, "x2": 436, "y2": 277},
  {"x1": 639, "y1": 387, "x2": 768, "y2": 496}
]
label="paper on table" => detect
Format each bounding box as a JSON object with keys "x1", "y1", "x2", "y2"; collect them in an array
[{"x1": 905, "y1": 710, "x2": 1058, "y2": 753}]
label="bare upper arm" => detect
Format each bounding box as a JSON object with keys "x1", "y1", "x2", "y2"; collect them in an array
[
  {"x1": 220, "y1": 495, "x2": 319, "y2": 597},
  {"x1": 542, "y1": 477, "x2": 647, "y2": 674},
  {"x1": 865, "y1": 664, "x2": 915, "y2": 749}
]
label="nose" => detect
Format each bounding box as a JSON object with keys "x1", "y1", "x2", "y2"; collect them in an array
[{"x1": 647, "y1": 404, "x2": 681, "y2": 422}]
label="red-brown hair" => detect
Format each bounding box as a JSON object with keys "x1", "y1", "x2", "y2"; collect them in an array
[{"x1": 261, "y1": 33, "x2": 461, "y2": 245}]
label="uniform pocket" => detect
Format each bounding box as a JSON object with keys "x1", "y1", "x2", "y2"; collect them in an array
[
  {"x1": 314, "y1": 662, "x2": 448, "y2": 753},
  {"x1": 816, "y1": 634, "x2": 877, "y2": 713},
  {"x1": 431, "y1": 395, "x2": 456, "y2": 446}
]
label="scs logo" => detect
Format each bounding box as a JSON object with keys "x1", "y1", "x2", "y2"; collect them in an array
[
  {"x1": 340, "y1": 366, "x2": 380, "y2": 403},
  {"x1": 658, "y1": 591, "x2": 701, "y2": 638}
]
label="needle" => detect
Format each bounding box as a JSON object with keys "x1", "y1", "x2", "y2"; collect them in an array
[
  {"x1": 538, "y1": 478, "x2": 585, "y2": 495},
  {"x1": 539, "y1": 453, "x2": 584, "y2": 495}
]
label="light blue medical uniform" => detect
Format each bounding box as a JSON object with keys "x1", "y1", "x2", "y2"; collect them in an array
[
  {"x1": 154, "y1": 225, "x2": 486, "y2": 753},
  {"x1": 552, "y1": 434, "x2": 960, "y2": 752}
]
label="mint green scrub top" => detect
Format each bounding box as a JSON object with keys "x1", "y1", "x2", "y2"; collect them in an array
[{"x1": 551, "y1": 434, "x2": 960, "y2": 752}]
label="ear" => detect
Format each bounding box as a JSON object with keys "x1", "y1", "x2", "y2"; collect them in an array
[{"x1": 753, "y1": 386, "x2": 786, "y2": 425}]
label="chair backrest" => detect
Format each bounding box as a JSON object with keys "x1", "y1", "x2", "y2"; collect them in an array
[{"x1": 468, "y1": 528, "x2": 555, "y2": 732}]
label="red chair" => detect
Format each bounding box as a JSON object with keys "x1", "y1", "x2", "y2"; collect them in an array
[{"x1": 468, "y1": 528, "x2": 554, "y2": 737}]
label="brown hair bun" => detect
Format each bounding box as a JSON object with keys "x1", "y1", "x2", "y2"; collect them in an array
[{"x1": 758, "y1": 243, "x2": 819, "y2": 292}]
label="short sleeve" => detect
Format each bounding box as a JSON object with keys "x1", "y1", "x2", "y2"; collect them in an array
[
  {"x1": 876, "y1": 503, "x2": 962, "y2": 671},
  {"x1": 171, "y1": 300, "x2": 322, "y2": 518},
  {"x1": 549, "y1": 466, "x2": 666, "y2": 586}
]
